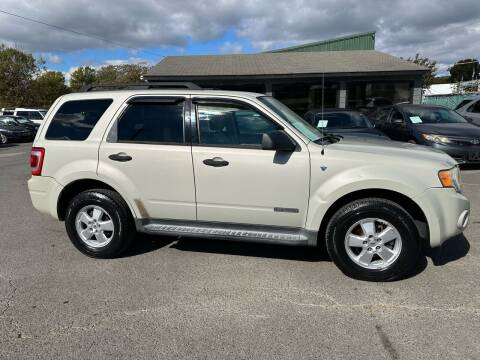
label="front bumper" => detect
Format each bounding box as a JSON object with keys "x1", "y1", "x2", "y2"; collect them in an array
[
  {"x1": 28, "y1": 176, "x2": 64, "y2": 219},
  {"x1": 429, "y1": 143, "x2": 480, "y2": 164},
  {"x1": 414, "y1": 188, "x2": 470, "y2": 248}
]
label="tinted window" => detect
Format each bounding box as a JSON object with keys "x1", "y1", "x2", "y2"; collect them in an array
[
  {"x1": 468, "y1": 100, "x2": 480, "y2": 113},
  {"x1": 46, "y1": 99, "x2": 113, "y2": 141},
  {"x1": 16, "y1": 111, "x2": 30, "y2": 117},
  {"x1": 117, "y1": 101, "x2": 184, "y2": 144},
  {"x1": 197, "y1": 102, "x2": 278, "y2": 146},
  {"x1": 2, "y1": 111, "x2": 13, "y2": 115},
  {"x1": 29, "y1": 111, "x2": 43, "y2": 120},
  {"x1": 374, "y1": 107, "x2": 392, "y2": 124},
  {"x1": 314, "y1": 112, "x2": 372, "y2": 129},
  {"x1": 454, "y1": 99, "x2": 473, "y2": 110}
]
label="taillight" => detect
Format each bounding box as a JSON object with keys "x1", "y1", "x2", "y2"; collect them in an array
[{"x1": 30, "y1": 147, "x2": 45, "y2": 176}]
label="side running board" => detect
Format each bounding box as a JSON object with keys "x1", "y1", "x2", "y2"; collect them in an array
[{"x1": 137, "y1": 219, "x2": 317, "y2": 246}]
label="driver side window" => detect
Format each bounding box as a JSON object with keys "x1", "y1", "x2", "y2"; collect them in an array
[{"x1": 196, "y1": 101, "x2": 279, "y2": 147}]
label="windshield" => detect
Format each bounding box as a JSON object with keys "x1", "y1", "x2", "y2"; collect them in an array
[
  {"x1": 258, "y1": 96, "x2": 322, "y2": 141},
  {"x1": 0, "y1": 118, "x2": 19, "y2": 126},
  {"x1": 403, "y1": 106, "x2": 467, "y2": 124},
  {"x1": 314, "y1": 112, "x2": 373, "y2": 129},
  {"x1": 14, "y1": 117, "x2": 30, "y2": 124}
]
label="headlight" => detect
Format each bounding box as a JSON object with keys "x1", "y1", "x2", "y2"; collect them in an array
[
  {"x1": 438, "y1": 166, "x2": 462, "y2": 192},
  {"x1": 422, "y1": 133, "x2": 452, "y2": 144}
]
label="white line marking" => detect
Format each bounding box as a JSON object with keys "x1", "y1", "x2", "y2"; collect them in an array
[{"x1": 0, "y1": 151, "x2": 26, "y2": 158}]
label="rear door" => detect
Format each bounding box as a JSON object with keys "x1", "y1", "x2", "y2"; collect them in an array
[
  {"x1": 97, "y1": 96, "x2": 196, "y2": 220},
  {"x1": 190, "y1": 97, "x2": 310, "y2": 228}
]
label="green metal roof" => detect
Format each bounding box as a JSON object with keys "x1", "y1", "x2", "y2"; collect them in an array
[{"x1": 267, "y1": 31, "x2": 376, "y2": 53}]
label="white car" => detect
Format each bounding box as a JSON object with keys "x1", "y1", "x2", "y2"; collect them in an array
[
  {"x1": 28, "y1": 85, "x2": 470, "y2": 281},
  {"x1": 1, "y1": 108, "x2": 47, "y2": 124},
  {"x1": 455, "y1": 95, "x2": 480, "y2": 125}
]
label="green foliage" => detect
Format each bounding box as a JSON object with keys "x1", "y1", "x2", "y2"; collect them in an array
[
  {"x1": 31, "y1": 71, "x2": 70, "y2": 108},
  {"x1": 431, "y1": 76, "x2": 450, "y2": 85},
  {"x1": 69, "y1": 66, "x2": 97, "y2": 92},
  {"x1": 95, "y1": 64, "x2": 149, "y2": 84},
  {"x1": 449, "y1": 59, "x2": 479, "y2": 82},
  {"x1": 406, "y1": 54, "x2": 438, "y2": 88},
  {"x1": 0, "y1": 45, "x2": 40, "y2": 107}
]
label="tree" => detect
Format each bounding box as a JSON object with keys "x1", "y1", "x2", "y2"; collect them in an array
[
  {"x1": 406, "y1": 54, "x2": 438, "y2": 88},
  {"x1": 70, "y1": 66, "x2": 97, "y2": 91},
  {"x1": 0, "y1": 45, "x2": 41, "y2": 107},
  {"x1": 30, "y1": 71, "x2": 70, "y2": 107},
  {"x1": 96, "y1": 64, "x2": 149, "y2": 84},
  {"x1": 449, "y1": 59, "x2": 479, "y2": 82}
]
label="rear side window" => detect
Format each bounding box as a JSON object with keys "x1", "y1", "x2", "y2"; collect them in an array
[
  {"x1": 454, "y1": 99, "x2": 472, "y2": 110},
  {"x1": 46, "y1": 99, "x2": 113, "y2": 141},
  {"x1": 16, "y1": 111, "x2": 30, "y2": 117},
  {"x1": 468, "y1": 100, "x2": 480, "y2": 114},
  {"x1": 117, "y1": 101, "x2": 185, "y2": 144}
]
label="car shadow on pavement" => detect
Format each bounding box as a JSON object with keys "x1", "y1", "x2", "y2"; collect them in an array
[
  {"x1": 425, "y1": 234, "x2": 470, "y2": 266},
  {"x1": 172, "y1": 237, "x2": 330, "y2": 262},
  {"x1": 120, "y1": 233, "x2": 176, "y2": 258}
]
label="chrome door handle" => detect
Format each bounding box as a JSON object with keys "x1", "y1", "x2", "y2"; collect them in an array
[{"x1": 203, "y1": 157, "x2": 229, "y2": 167}]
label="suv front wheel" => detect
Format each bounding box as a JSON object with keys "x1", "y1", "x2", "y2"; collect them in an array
[
  {"x1": 65, "y1": 189, "x2": 135, "y2": 258},
  {"x1": 325, "y1": 198, "x2": 420, "y2": 281}
]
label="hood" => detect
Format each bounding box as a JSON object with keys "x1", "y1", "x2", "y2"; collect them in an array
[
  {"x1": 413, "y1": 122, "x2": 480, "y2": 137},
  {"x1": 317, "y1": 136, "x2": 456, "y2": 168}
]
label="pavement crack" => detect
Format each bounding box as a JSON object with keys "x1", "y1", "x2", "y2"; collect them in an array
[
  {"x1": 0, "y1": 276, "x2": 17, "y2": 317},
  {"x1": 375, "y1": 324, "x2": 400, "y2": 360}
]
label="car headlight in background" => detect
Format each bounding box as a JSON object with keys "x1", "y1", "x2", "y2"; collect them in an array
[
  {"x1": 422, "y1": 133, "x2": 452, "y2": 144},
  {"x1": 438, "y1": 166, "x2": 462, "y2": 192}
]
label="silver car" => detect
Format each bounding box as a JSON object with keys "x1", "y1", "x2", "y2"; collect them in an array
[{"x1": 455, "y1": 95, "x2": 480, "y2": 126}]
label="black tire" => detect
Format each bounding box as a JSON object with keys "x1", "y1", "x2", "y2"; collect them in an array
[
  {"x1": 325, "y1": 198, "x2": 420, "y2": 281},
  {"x1": 65, "y1": 189, "x2": 135, "y2": 258}
]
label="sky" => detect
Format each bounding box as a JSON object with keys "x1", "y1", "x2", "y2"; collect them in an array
[{"x1": 0, "y1": 0, "x2": 479, "y2": 81}]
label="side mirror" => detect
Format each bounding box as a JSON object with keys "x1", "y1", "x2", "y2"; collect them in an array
[{"x1": 262, "y1": 130, "x2": 296, "y2": 152}]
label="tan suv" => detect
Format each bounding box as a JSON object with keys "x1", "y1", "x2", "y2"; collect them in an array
[{"x1": 28, "y1": 84, "x2": 470, "y2": 281}]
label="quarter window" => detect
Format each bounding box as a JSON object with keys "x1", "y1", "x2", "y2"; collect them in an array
[
  {"x1": 468, "y1": 100, "x2": 480, "y2": 114},
  {"x1": 117, "y1": 101, "x2": 185, "y2": 144},
  {"x1": 197, "y1": 102, "x2": 279, "y2": 146},
  {"x1": 46, "y1": 99, "x2": 113, "y2": 141}
]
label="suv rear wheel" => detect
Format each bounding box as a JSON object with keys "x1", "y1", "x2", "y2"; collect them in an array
[
  {"x1": 325, "y1": 198, "x2": 420, "y2": 281},
  {"x1": 65, "y1": 189, "x2": 135, "y2": 258}
]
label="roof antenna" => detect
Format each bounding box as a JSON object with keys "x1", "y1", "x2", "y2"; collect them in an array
[{"x1": 321, "y1": 72, "x2": 325, "y2": 155}]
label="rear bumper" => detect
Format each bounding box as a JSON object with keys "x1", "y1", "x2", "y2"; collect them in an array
[
  {"x1": 414, "y1": 188, "x2": 470, "y2": 247},
  {"x1": 27, "y1": 176, "x2": 63, "y2": 219}
]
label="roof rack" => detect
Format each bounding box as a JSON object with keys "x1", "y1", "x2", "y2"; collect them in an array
[{"x1": 81, "y1": 82, "x2": 202, "y2": 92}]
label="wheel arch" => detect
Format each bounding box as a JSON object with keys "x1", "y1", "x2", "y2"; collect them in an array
[
  {"x1": 317, "y1": 188, "x2": 429, "y2": 248},
  {"x1": 57, "y1": 178, "x2": 136, "y2": 221}
]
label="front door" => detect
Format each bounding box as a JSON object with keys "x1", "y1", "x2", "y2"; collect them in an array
[
  {"x1": 98, "y1": 96, "x2": 196, "y2": 220},
  {"x1": 191, "y1": 98, "x2": 310, "y2": 228}
]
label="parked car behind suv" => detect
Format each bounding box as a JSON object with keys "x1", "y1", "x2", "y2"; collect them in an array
[
  {"x1": 303, "y1": 109, "x2": 388, "y2": 138},
  {"x1": 373, "y1": 104, "x2": 480, "y2": 164},
  {"x1": 455, "y1": 95, "x2": 480, "y2": 125},
  {"x1": 0, "y1": 115, "x2": 39, "y2": 134},
  {"x1": 0, "y1": 117, "x2": 34, "y2": 144},
  {"x1": 28, "y1": 86, "x2": 470, "y2": 281},
  {"x1": 1, "y1": 107, "x2": 47, "y2": 124}
]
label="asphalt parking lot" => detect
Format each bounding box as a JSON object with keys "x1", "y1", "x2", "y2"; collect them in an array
[{"x1": 1, "y1": 142, "x2": 479, "y2": 359}]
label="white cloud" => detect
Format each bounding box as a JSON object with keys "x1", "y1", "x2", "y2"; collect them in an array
[
  {"x1": 219, "y1": 41, "x2": 243, "y2": 54},
  {"x1": 0, "y1": 0, "x2": 479, "y2": 72}
]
